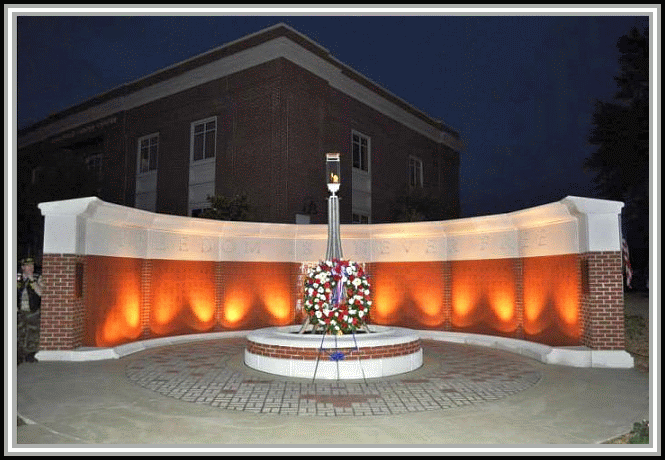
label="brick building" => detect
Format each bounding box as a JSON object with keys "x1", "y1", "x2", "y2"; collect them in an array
[{"x1": 17, "y1": 23, "x2": 463, "y2": 259}]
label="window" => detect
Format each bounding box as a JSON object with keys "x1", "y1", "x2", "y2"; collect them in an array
[
  {"x1": 409, "y1": 156, "x2": 423, "y2": 188},
  {"x1": 138, "y1": 133, "x2": 159, "y2": 174},
  {"x1": 352, "y1": 131, "x2": 370, "y2": 172},
  {"x1": 191, "y1": 117, "x2": 217, "y2": 162},
  {"x1": 86, "y1": 153, "x2": 102, "y2": 173},
  {"x1": 31, "y1": 166, "x2": 43, "y2": 185},
  {"x1": 352, "y1": 212, "x2": 369, "y2": 224},
  {"x1": 86, "y1": 153, "x2": 103, "y2": 178}
]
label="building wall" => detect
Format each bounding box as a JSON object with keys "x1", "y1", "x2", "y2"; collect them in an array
[{"x1": 19, "y1": 56, "x2": 461, "y2": 229}]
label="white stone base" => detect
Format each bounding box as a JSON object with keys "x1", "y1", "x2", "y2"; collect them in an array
[
  {"x1": 417, "y1": 330, "x2": 635, "y2": 368},
  {"x1": 34, "y1": 331, "x2": 249, "y2": 362},
  {"x1": 35, "y1": 328, "x2": 635, "y2": 369},
  {"x1": 244, "y1": 325, "x2": 423, "y2": 379},
  {"x1": 244, "y1": 348, "x2": 423, "y2": 380}
]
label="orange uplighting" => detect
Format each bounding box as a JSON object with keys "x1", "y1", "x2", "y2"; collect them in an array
[
  {"x1": 190, "y1": 293, "x2": 215, "y2": 323},
  {"x1": 152, "y1": 292, "x2": 179, "y2": 326},
  {"x1": 81, "y1": 252, "x2": 580, "y2": 349},
  {"x1": 261, "y1": 292, "x2": 291, "y2": 322},
  {"x1": 220, "y1": 262, "x2": 297, "y2": 328},
  {"x1": 222, "y1": 289, "x2": 251, "y2": 327},
  {"x1": 491, "y1": 288, "x2": 515, "y2": 324},
  {"x1": 370, "y1": 262, "x2": 445, "y2": 328},
  {"x1": 451, "y1": 272, "x2": 478, "y2": 328},
  {"x1": 371, "y1": 274, "x2": 401, "y2": 324},
  {"x1": 557, "y1": 290, "x2": 579, "y2": 326},
  {"x1": 84, "y1": 256, "x2": 142, "y2": 347},
  {"x1": 147, "y1": 260, "x2": 217, "y2": 336},
  {"x1": 450, "y1": 259, "x2": 518, "y2": 335},
  {"x1": 415, "y1": 289, "x2": 445, "y2": 327},
  {"x1": 97, "y1": 296, "x2": 141, "y2": 345},
  {"x1": 523, "y1": 254, "x2": 580, "y2": 344}
]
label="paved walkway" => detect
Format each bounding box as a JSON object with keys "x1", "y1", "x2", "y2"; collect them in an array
[
  {"x1": 13, "y1": 337, "x2": 651, "y2": 449},
  {"x1": 125, "y1": 338, "x2": 541, "y2": 416}
]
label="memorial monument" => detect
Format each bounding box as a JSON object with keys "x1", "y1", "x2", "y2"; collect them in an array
[{"x1": 244, "y1": 154, "x2": 423, "y2": 380}]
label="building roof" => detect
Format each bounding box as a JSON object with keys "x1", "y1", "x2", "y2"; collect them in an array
[{"x1": 18, "y1": 23, "x2": 463, "y2": 151}]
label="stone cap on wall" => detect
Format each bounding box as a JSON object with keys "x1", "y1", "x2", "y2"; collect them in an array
[{"x1": 39, "y1": 195, "x2": 624, "y2": 262}]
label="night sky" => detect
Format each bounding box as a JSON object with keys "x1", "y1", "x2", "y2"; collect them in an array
[{"x1": 14, "y1": 10, "x2": 651, "y2": 218}]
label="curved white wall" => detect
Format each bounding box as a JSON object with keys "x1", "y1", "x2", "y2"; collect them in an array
[{"x1": 38, "y1": 195, "x2": 623, "y2": 262}]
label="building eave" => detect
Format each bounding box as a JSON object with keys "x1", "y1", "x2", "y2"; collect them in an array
[{"x1": 18, "y1": 22, "x2": 462, "y2": 150}]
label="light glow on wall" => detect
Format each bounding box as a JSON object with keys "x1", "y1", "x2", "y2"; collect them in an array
[
  {"x1": 371, "y1": 276, "x2": 401, "y2": 324},
  {"x1": 84, "y1": 256, "x2": 142, "y2": 347},
  {"x1": 96, "y1": 290, "x2": 141, "y2": 345},
  {"x1": 370, "y1": 262, "x2": 445, "y2": 328},
  {"x1": 261, "y1": 292, "x2": 291, "y2": 322},
  {"x1": 150, "y1": 260, "x2": 217, "y2": 336},
  {"x1": 83, "y1": 254, "x2": 580, "y2": 348},
  {"x1": 523, "y1": 254, "x2": 580, "y2": 344},
  {"x1": 222, "y1": 289, "x2": 251, "y2": 327},
  {"x1": 450, "y1": 259, "x2": 518, "y2": 334},
  {"x1": 221, "y1": 262, "x2": 296, "y2": 327}
]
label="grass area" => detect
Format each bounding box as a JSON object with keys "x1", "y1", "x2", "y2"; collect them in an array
[{"x1": 603, "y1": 291, "x2": 650, "y2": 444}]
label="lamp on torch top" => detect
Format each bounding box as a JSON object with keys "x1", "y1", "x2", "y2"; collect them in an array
[{"x1": 326, "y1": 153, "x2": 341, "y2": 194}]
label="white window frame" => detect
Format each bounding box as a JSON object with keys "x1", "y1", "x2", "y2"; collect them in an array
[
  {"x1": 137, "y1": 133, "x2": 159, "y2": 175},
  {"x1": 190, "y1": 116, "x2": 217, "y2": 163},
  {"x1": 351, "y1": 130, "x2": 370, "y2": 174},
  {"x1": 409, "y1": 156, "x2": 424, "y2": 188}
]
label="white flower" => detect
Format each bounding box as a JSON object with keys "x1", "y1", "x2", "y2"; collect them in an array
[
  {"x1": 359, "y1": 311, "x2": 365, "y2": 317},
  {"x1": 318, "y1": 287, "x2": 324, "y2": 293},
  {"x1": 349, "y1": 309, "x2": 356, "y2": 314},
  {"x1": 315, "y1": 311, "x2": 322, "y2": 318},
  {"x1": 352, "y1": 278, "x2": 362, "y2": 286}
]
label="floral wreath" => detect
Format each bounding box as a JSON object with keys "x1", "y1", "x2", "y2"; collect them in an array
[{"x1": 303, "y1": 259, "x2": 371, "y2": 334}]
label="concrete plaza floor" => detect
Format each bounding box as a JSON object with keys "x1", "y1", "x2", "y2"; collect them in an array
[{"x1": 12, "y1": 334, "x2": 651, "y2": 450}]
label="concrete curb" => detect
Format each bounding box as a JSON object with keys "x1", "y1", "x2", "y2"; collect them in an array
[{"x1": 35, "y1": 329, "x2": 634, "y2": 368}]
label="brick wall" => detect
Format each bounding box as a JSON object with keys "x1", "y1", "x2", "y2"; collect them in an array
[
  {"x1": 72, "y1": 257, "x2": 299, "y2": 347},
  {"x1": 365, "y1": 255, "x2": 584, "y2": 347},
  {"x1": 68, "y1": 57, "x2": 459, "y2": 225},
  {"x1": 40, "y1": 254, "x2": 86, "y2": 350},
  {"x1": 38, "y1": 250, "x2": 626, "y2": 351},
  {"x1": 246, "y1": 339, "x2": 422, "y2": 360},
  {"x1": 580, "y1": 251, "x2": 626, "y2": 350}
]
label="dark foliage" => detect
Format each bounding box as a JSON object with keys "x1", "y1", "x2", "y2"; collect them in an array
[
  {"x1": 389, "y1": 187, "x2": 455, "y2": 222},
  {"x1": 584, "y1": 25, "x2": 649, "y2": 256},
  {"x1": 198, "y1": 193, "x2": 252, "y2": 221}
]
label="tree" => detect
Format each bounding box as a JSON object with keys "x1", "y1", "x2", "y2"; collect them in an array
[
  {"x1": 585, "y1": 26, "x2": 649, "y2": 202},
  {"x1": 388, "y1": 186, "x2": 455, "y2": 222},
  {"x1": 584, "y1": 25, "x2": 649, "y2": 284},
  {"x1": 198, "y1": 193, "x2": 252, "y2": 221}
]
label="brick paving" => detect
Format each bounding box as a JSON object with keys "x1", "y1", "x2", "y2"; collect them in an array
[{"x1": 125, "y1": 337, "x2": 541, "y2": 417}]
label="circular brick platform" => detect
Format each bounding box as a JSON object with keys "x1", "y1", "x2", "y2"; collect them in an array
[
  {"x1": 245, "y1": 326, "x2": 422, "y2": 379},
  {"x1": 125, "y1": 337, "x2": 542, "y2": 417}
]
